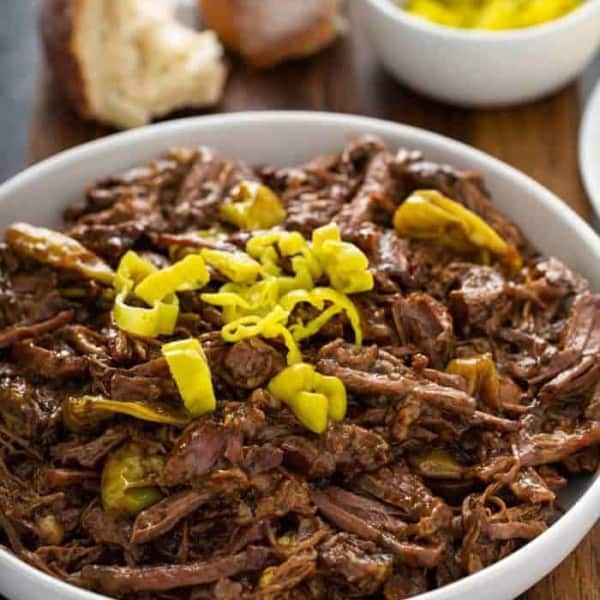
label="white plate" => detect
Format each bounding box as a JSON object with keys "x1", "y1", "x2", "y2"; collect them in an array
[
  {"x1": 580, "y1": 77, "x2": 600, "y2": 219},
  {"x1": 0, "y1": 112, "x2": 598, "y2": 600}
]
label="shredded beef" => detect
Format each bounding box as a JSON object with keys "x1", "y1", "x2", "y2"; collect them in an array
[
  {"x1": 0, "y1": 137, "x2": 597, "y2": 600},
  {"x1": 392, "y1": 293, "x2": 455, "y2": 369},
  {"x1": 81, "y1": 546, "x2": 271, "y2": 595}
]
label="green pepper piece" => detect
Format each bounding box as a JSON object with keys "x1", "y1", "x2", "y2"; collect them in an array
[
  {"x1": 62, "y1": 396, "x2": 191, "y2": 432},
  {"x1": 101, "y1": 443, "x2": 164, "y2": 515}
]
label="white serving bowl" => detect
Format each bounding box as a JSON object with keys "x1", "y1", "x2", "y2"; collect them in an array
[
  {"x1": 0, "y1": 112, "x2": 598, "y2": 600},
  {"x1": 362, "y1": 0, "x2": 600, "y2": 107}
]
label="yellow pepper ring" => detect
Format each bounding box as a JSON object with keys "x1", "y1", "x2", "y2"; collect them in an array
[
  {"x1": 115, "y1": 251, "x2": 157, "y2": 292},
  {"x1": 162, "y1": 338, "x2": 216, "y2": 417},
  {"x1": 246, "y1": 231, "x2": 320, "y2": 293},
  {"x1": 222, "y1": 306, "x2": 302, "y2": 365},
  {"x1": 311, "y1": 224, "x2": 374, "y2": 295},
  {"x1": 135, "y1": 254, "x2": 210, "y2": 305},
  {"x1": 113, "y1": 251, "x2": 214, "y2": 338},
  {"x1": 290, "y1": 304, "x2": 343, "y2": 342},
  {"x1": 287, "y1": 391, "x2": 329, "y2": 435},
  {"x1": 201, "y1": 248, "x2": 261, "y2": 283},
  {"x1": 268, "y1": 362, "x2": 347, "y2": 433},
  {"x1": 280, "y1": 287, "x2": 364, "y2": 346},
  {"x1": 113, "y1": 291, "x2": 179, "y2": 338}
]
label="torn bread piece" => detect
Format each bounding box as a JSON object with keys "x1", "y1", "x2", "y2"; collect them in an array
[
  {"x1": 41, "y1": 0, "x2": 227, "y2": 129},
  {"x1": 200, "y1": 0, "x2": 342, "y2": 68}
]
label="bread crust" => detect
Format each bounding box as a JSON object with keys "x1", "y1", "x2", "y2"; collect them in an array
[
  {"x1": 200, "y1": 0, "x2": 338, "y2": 68},
  {"x1": 40, "y1": 0, "x2": 93, "y2": 119},
  {"x1": 200, "y1": 0, "x2": 242, "y2": 53}
]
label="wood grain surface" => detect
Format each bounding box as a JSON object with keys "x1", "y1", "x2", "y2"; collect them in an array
[{"x1": 29, "y1": 2, "x2": 599, "y2": 599}]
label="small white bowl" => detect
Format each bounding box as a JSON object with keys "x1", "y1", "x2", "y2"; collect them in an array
[
  {"x1": 0, "y1": 112, "x2": 598, "y2": 600},
  {"x1": 362, "y1": 0, "x2": 600, "y2": 107}
]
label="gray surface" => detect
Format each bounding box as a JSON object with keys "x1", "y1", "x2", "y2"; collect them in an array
[{"x1": 0, "y1": 0, "x2": 39, "y2": 183}]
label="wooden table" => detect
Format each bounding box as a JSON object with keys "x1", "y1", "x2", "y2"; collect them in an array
[{"x1": 29, "y1": 2, "x2": 599, "y2": 598}]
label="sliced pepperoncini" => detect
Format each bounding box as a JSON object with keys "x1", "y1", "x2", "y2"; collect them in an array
[
  {"x1": 112, "y1": 251, "x2": 211, "y2": 338},
  {"x1": 404, "y1": 0, "x2": 582, "y2": 30},
  {"x1": 312, "y1": 224, "x2": 374, "y2": 294},
  {"x1": 202, "y1": 279, "x2": 280, "y2": 322},
  {"x1": 280, "y1": 287, "x2": 363, "y2": 345},
  {"x1": 113, "y1": 292, "x2": 180, "y2": 338},
  {"x1": 222, "y1": 305, "x2": 302, "y2": 364},
  {"x1": 114, "y1": 250, "x2": 157, "y2": 292},
  {"x1": 62, "y1": 396, "x2": 191, "y2": 432},
  {"x1": 393, "y1": 190, "x2": 522, "y2": 269},
  {"x1": 246, "y1": 230, "x2": 321, "y2": 292},
  {"x1": 220, "y1": 181, "x2": 286, "y2": 231},
  {"x1": 101, "y1": 443, "x2": 164, "y2": 515},
  {"x1": 200, "y1": 248, "x2": 261, "y2": 283},
  {"x1": 162, "y1": 338, "x2": 216, "y2": 417},
  {"x1": 203, "y1": 228, "x2": 372, "y2": 371},
  {"x1": 246, "y1": 232, "x2": 283, "y2": 276},
  {"x1": 268, "y1": 363, "x2": 347, "y2": 433},
  {"x1": 113, "y1": 251, "x2": 176, "y2": 337},
  {"x1": 6, "y1": 223, "x2": 115, "y2": 285},
  {"x1": 446, "y1": 353, "x2": 500, "y2": 410},
  {"x1": 135, "y1": 254, "x2": 209, "y2": 304}
]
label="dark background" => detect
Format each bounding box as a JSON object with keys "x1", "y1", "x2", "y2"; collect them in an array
[{"x1": 1, "y1": 0, "x2": 39, "y2": 182}]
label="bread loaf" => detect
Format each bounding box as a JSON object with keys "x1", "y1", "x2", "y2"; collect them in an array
[
  {"x1": 200, "y1": 0, "x2": 341, "y2": 68},
  {"x1": 41, "y1": 0, "x2": 227, "y2": 129}
]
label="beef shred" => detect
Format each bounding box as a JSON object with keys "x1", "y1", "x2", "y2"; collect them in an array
[{"x1": 0, "y1": 137, "x2": 598, "y2": 599}]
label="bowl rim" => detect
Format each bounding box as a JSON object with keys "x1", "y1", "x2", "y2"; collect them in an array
[
  {"x1": 365, "y1": 0, "x2": 600, "y2": 41},
  {"x1": 579, "y1": 77, "x2": 600, "y2": 221},
  {"x1": 0, "y1": 110, "x2": 598, "y2": 600}
]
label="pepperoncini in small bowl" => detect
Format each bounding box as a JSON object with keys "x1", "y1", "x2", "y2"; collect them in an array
[
  {"x1": 403, "y1": 0, "x2": 583, "y2": 31},
  {"x1": 363, "y1": 0, "x2": 600, "y2": 107}
]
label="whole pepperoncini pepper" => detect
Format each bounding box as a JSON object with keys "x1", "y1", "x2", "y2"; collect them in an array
[
  {"x1": 62, "y1": 396, "x2": 191, "y2": 432},
  {"x1": 6, "y1": 223, "x2": 115, "y2": 285},
  {"x1": 101, "y1": 443, "x2": 164, "y2": 515},
  {"x1": 393, "y1": 190, "x2": 522, "y2": 269}
]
